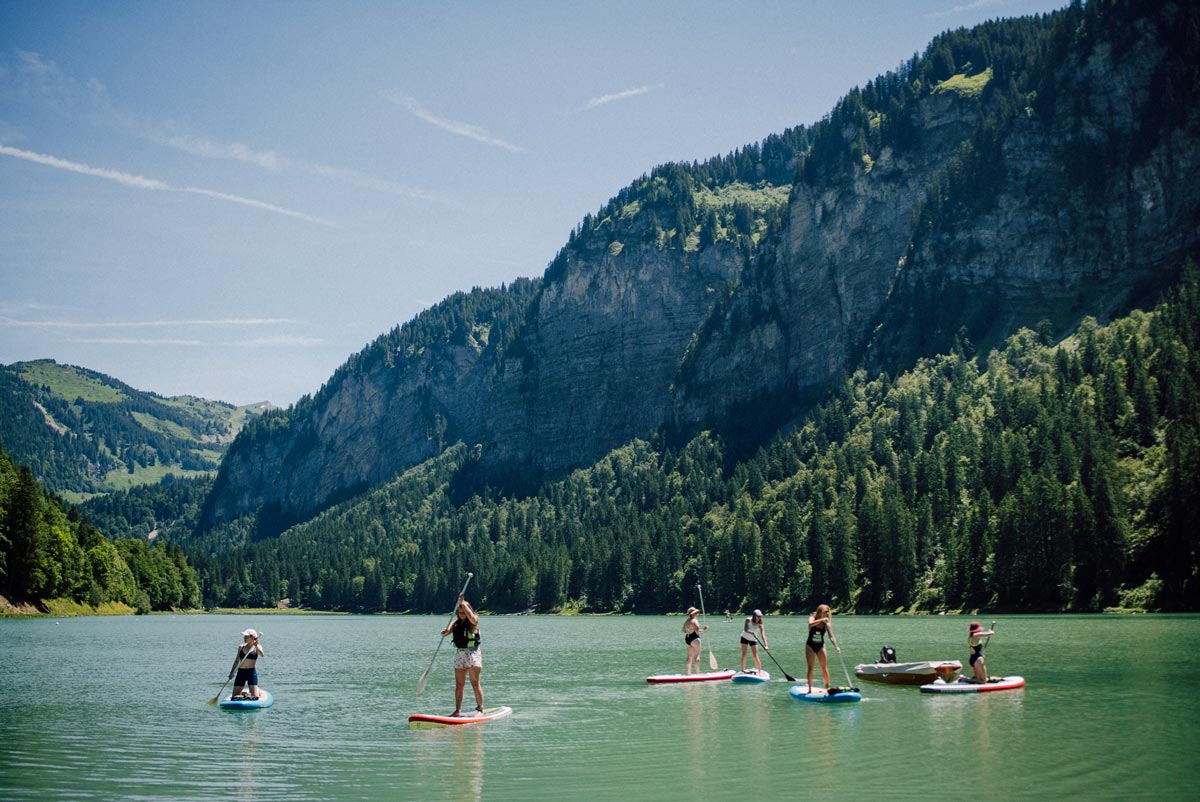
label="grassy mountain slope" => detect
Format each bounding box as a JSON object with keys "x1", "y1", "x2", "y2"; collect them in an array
[{"x1": 0, "y1": 360, "x2": 270, "y2": 501}]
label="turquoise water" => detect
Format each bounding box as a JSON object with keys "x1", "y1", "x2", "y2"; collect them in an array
[{"x1": 1, "y1": 614, "x2": 1197, "y2": 801}]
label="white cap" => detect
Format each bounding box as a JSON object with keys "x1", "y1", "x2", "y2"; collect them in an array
[
  {"x1": 241, "y1": 628, "x2": 259, "y2": 638},
  {"x1": 753, "y1": 609, "x2": 763, "y2": 617}
]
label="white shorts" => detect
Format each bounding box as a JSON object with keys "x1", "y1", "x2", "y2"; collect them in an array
[{"x1": 454, "y1": 648, "x2": 482, "y2": 670}]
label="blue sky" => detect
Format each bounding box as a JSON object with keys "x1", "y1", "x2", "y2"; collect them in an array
[{"x1": 1, "y1": 0, "x2": 1066, "y2": 406}]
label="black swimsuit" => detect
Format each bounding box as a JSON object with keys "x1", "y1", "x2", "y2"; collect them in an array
[
  {"x1": 806, "y1": 623, "x2": 827, "y2": 653},
  {"x1": 969, "y1": 642, "x2": 984, "y2": 667}
]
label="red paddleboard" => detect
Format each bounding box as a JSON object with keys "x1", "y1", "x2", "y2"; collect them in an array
[
  {"x1": 408, "y1": 706, "x2": 513, "y2": 728},
  {"x1": 646, "y1": 670, "x2": 736, "y2": 683}
]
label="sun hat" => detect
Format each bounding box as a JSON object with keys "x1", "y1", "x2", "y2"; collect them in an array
[
  {"x1": 241, "y1": 628, "x2": 259, "y2": 638},
  {"x1": 968, "y1": 622, "x2": 982, "y2": 633},
  {"x1": 687, "y1": 607, "x2": 700, "y2": 616}
]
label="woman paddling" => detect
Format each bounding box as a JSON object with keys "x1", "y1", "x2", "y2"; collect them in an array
[
  {"x1": 441, "y1": 593, "x2": 484, "y2": 716},
  {"x1": 739, "y1": 609, "x2": 768, "y2": 673},
  {"x1": 228, "y1": 628, "x2": 265, "y2": 700},
  {"x1": 805, "y1": 604, "x2": 840, "y2": 691},
  {"x1": 966, "y1": 621, "x2": 996, "y2": 682},
  {"x1": 682, "y1": 607, "x2": 709, "y2": 674}
]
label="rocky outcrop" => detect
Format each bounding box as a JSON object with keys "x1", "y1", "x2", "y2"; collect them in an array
[{"x1": 204, "y1": 1, "x2": 1199, "y2": 534}]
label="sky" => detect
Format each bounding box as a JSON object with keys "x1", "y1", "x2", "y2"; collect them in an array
[{"x1": 1, "y1": 0, "x2": 1068, "y2": 407}]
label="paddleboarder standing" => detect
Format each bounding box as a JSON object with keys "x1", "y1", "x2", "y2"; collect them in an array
[
  {"x1": 682, "y1": 607, "x2": 709, "y2": 674},
  {"x1": 229, "y1": 628, "x2": 265, "y2": 700},
  {"x1": 442, "y1": 593, "x2": 484, "y2": 716},
  {"x1": 739, "y1": 609, "x2": 768, "y2": 672},
  {"x1": 805, "y1": 604, "x2": 841, "y2": 691}
]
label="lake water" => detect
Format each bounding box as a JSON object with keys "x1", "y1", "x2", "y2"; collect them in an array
[{"x1": 1, "y1": 613, "x2": 1197, "y2": 801}]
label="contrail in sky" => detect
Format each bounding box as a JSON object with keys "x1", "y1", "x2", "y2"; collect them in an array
[
  {"x1": 0, "y1": 316, "x2": 296, "y2": 329},
  {"x1": 580, "y1": 84, "x2": 663, "y2": 111},
  {"x1": 0, "y1": 143, "x2": 335, "y2": 225},
  {"x1": 382, "y1": 91, "x2": 526, "y2": 152}
]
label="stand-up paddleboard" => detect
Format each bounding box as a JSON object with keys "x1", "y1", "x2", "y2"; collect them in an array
[
  {"x1": 731, "y1": 669, "x2": 770, "y2": 684},
  {"x1": 789, "y1": 685, "x2": 862, "y2": 704},
  {"x1": 647, "y1": 670, "x2": 736, "y2": 684},
  {"x1": 219, "y1": 689, "x2": 274, "y2": 710},
  {"x1": 920, "y1": 676, "x2": 1026, "y2": 694},
  {"x1": 408, "y1": 706, "x2": 513, "y2": 729}
]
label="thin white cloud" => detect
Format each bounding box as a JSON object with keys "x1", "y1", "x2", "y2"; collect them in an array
[
  {"x1": 0, "y1": 144, "x2": 334, "y2": 225},
  {"x1": 927, "y1": 0, "x2": 1006, "y2": 18},
  {"x1": 68, "y1": 337, "x2": 205, "y2": 346},
  {"x1": 149, "y1": 129, "x2": 451, "y2": 203},
  {"x1": 382, "y1": 91, "x2": 526, "y2": 152},
  {"x1": 237, "y1": 335, "x2": 325, "y2": 348},
  {"x1": 579, "y1": 84, "x2": 664, "y2": 111},
  {"x1": 0, "y1": 316, "x2": 296, "y2": 329},
  {"x1": 3, "y1": 50, "x2": 444, "y2": 205},
  {"x1": 149, "y1": 131, "x2": 288, "y2": 171}
]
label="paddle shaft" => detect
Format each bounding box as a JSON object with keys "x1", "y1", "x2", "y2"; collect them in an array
[
  {"x1": 416, "y1": 573, "x2": 474, "y2": 694},
  {"x1": 759, "y1": 644, "x2": 797, "y2": 682},
  {"x1": 208, "y1": 644, "x2": 254, "y2": 705},
  {"x1": 831, "y1": 633, "x2": 858, "y2": 690},
  {"x1": 695, "y1": 583, "x2": 718, "y2": 670}
]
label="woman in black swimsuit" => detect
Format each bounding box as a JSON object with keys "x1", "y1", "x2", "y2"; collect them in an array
[
  {"x1": 967, "y1": 621, "x2": 995, "y2": 681},
  {"x1": 682, "y1": 606, "x2": 708, "y2": 674},
  {"x1": 805, "y1": 604, "x2": 840, "y2": 691}
]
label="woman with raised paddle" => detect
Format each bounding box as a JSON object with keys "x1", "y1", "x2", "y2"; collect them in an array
[
  {"x1": 682, "y1": 607, "x2": 709, "y2": 675},
  {"x1": 228, "y1": 628, "x2": 265, "y2": 701},
  {"x1": 966, "y1": 621, "x2": 996, "y2": 682},
  {"x1": 442, "y1": 593, "x2": 484, "y2": 717},
  {"x1": 805, "y1": 604, "x2": 841, "y2": 691},
  {"x1": 739, "y1": 609, "x2": 768, "y2": 673}
]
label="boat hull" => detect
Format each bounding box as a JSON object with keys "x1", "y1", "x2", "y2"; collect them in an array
[{"x1": 855, "y1": 660, "x2": 962, "y2": 685}]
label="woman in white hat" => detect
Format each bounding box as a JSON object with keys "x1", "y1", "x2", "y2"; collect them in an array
[
  {"x1": 740, "y1": 610, "x2": 768, "y2": 673},
  {"x1": 682, "y1": 607, "x2": 708, "y2": 674},
  {"x1": 228, "y1": 628, "x2": 265, "y2": 700}
]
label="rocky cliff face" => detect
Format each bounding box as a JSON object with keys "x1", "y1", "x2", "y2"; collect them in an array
[
  {"x1": 674, "y1": 5, "x2": 1199, "y2": 424},
  {"x1": 204, "y1": 1, "x2": 1199, "y2": 534},
  {"x1": 483, "y1": 231, "x2": 743, "y2": 476}
]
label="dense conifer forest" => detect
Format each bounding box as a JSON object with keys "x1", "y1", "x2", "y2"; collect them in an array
[
  {"x1": 0, "y1": 442, "x2": 201, "y2": 612},
  {"x1": 183, "y1": 265, "x2": 1199, "y2": 614}
]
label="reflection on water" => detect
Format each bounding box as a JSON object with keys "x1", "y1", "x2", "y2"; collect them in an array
[{"x1": 1, "y1": 614, "x2": 1198, "y2": 801}]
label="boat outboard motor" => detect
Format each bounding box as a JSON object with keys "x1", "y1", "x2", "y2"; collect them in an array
[{"x1": 880, "y1": 645, "x2": 897, "y2": 663}]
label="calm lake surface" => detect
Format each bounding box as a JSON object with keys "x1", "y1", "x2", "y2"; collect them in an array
[{"x1": 1, "y1": 613, "x2": 1197, "y2": 801}]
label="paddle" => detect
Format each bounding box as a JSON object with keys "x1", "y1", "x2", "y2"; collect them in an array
[
  {"x1": 758, "y1": 644, "x2": 797, "y2": 682},
  {"x1": 832, "y1": 633, "x2": 860, "y2": 693},
  {"x1": 416, "y1": 572, "x2": 474, "y2": 694},
  {"x1": 207, "y1": 633, "x2": 263, "y2": 706},
  {"x1": 695, "y1": 583, "x2": 718, "y2": 671}
]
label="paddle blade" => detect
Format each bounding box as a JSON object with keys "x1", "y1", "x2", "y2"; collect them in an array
[
  {"x1": 708, "y1": 649, "x2": 718, "y2": 671},
  {"x1": 206, "y1": 696, "x2": 218, "y2": 706},
  {"x1": 416, "y1": 669, "x2": 430, "y2": 695}
]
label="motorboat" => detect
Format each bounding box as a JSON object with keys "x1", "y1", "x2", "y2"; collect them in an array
[{"x1": 855, "y1": 659, "x2": 962, "y2": 685}]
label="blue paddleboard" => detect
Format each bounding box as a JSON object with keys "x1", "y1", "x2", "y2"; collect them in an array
[
  {"x1": 219, "y1": 689, "x2": 274, "y2": 710},
  {"x1": 731, "y1": 669, "x2": 771, "y2": 684},
  {"x1": 789, "y1": 685, "x2": 861, "y2": 703}
]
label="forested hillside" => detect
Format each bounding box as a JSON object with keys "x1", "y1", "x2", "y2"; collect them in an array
[
  {"x1": 0, "y1": 360, "x2": 267, "y2": 499},
  {"x1": 202, "y1": 0, "x2": 1200, "y2": 537},
  {"x1": 0, "y1": 441, "x2": 201, "y2": 613},
  {"x1": 189, "y1": 265, "x2": 1200, "y2": 614}
]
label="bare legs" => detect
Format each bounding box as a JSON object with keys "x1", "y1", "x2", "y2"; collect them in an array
[
  {"x1": 454, "y1": 666, "x2": 484, "y2": 714},
  {"x1": 805, "y1": 646, "x2": 830, "y2": 689}
]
